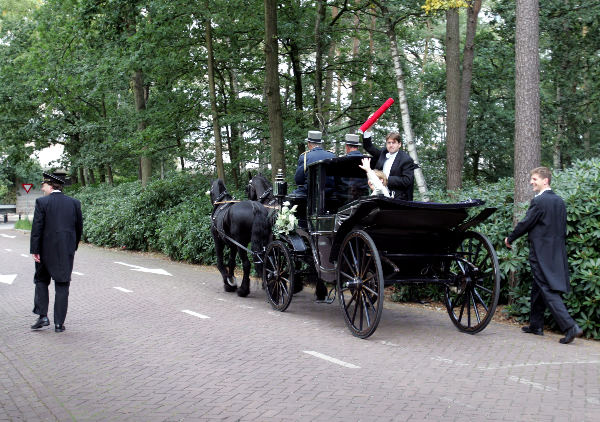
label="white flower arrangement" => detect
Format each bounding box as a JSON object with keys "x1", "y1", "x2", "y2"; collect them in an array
[{"x1": 274, "y1": 201, "x2": 298, "y2": 235}]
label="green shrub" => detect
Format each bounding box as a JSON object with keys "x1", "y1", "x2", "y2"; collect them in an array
[{"x1": 14, "y1": 218, "x2": 32, "y2": 230}]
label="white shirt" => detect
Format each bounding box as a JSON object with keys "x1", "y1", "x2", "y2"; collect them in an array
[
  {"x1": 535, "y1": 187, "x2": 551, "y2": 197},
  {"x1": 382, "y1": 152, "x2": 397, "y2": 177}
]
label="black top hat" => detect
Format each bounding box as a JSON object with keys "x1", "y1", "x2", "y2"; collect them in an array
[
  {"x1": 306, "y1": 130, "x2": 323, "y2": 143},
  {"x1": 345, "y1": 134, "x2": 360, "y2": 146},
  {"x1": 42, "y1": 172, "x2": 65, "y2": 185}
]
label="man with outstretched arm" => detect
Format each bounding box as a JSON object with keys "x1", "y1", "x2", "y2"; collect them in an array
[{"x1": 362, "y1": 131, "x2": 417, "y2": 200}]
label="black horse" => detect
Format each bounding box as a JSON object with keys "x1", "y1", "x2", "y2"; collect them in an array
[
  {"x1": 246, "y1": 174, "x2": 276, "y2": 207},
  {"x1": 246, "y1": 174, "x2": 328, "y2": 300},
  {"x1": 210, "y1": 179, "x2": 271, "y2": 297}
]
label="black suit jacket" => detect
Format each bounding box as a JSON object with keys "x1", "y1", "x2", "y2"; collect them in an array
[
  {"x1": 30, "y1": 191, "x2": 83, "y2": 283},
  {"x1": 362, "y1": 136, "x2": 417, "y2": 200},
  {"x1": 507, "y1": 190, "x2": 570, "y2": 293}
]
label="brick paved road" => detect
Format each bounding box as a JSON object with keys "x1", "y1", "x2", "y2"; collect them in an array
[{"x1": 1, "y1": 227, "x2": 599, "y2": 421}]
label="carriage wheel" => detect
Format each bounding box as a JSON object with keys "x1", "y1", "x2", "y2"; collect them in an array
[
  {"x1": 263, "y1": 241, "x2": 294, "y2": 312},
  {"x1": 336, "y1": 230, "x2": 384, "y2": 339},
  {"x1": 444, "y1": 231, "x2": 501, "y2": 334}
]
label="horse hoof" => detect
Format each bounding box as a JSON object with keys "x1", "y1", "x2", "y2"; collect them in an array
[
  {"x1": 293, "y1": 282, "x2": 303, "y2": 294},
  {"x1": 224, "y1": 283, "x2": 237, "y2": 292},
  {"x1": 237, "y1": 288, "x2": 249, "y2": 297}
]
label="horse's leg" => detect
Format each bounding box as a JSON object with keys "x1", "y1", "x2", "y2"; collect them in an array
[
  {"x1": 315, "y1": 277, "x2": 328, "y2": 301},
  {"x1": 226, "y1": 244, "x2": 238, "y2": 289},
  {"x1": 214, "y1": 235, "x2": 236, "y2": 292},
  {"x1": 236, "y1": 248, "x2": 251, "y2": 297}
]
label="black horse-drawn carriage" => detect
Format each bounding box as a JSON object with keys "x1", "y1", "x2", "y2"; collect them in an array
[{"x1": 260, "y1": 155, "x2": 501, "y2": 339}]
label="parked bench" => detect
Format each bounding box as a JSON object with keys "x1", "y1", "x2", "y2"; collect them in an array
[{"x1": 0, "y1": 205, "x2": 17, "y2": 223}]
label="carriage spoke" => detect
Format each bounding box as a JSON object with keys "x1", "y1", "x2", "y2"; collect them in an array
[
  {"x1": 470, "y1": 292, "x2": 481, "y2": 324},
  {"x1": 474, "y1": 283, "x2": 493, "y2": 295},
  {"x1": 472, "y1": 288, "x2": 490, "y2": 312},
  {"x1": 361, "y1": 291, "x2": 371, "y2": 327},
  {"x1": 342, "y1": 253, "x2": 357, "y2": 277},
  {"x1": 339, "y1": 270, "x2": 354, "y2": 281},
  {"x1": 362, "y1": 284, "x2": 379, "y2": 298}
]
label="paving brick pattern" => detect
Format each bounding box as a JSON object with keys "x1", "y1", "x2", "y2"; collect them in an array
[{"x1": 1, "y1": 228, "x2": 599, "y2": 421}]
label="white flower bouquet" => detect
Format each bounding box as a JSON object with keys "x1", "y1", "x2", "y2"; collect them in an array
[{"x1": 274, "y1": 201, "x2": 298, "y2": 235}]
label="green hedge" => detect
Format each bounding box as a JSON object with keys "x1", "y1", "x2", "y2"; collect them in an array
[{"x1": 72, "y1": 160, "x2": 600, "y2": 339}]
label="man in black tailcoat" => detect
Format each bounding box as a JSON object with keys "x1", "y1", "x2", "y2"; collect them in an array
[
  {"x1": 505, "y1": 166, "x2": 582, "y2": 344},
  {"x1": 30, "y1": 172, "x2": 83, "y2": 333},
  {"x1": 362, "y1": 131, "x2": 417, "y2": 200}
]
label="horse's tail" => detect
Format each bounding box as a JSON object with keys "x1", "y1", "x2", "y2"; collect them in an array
[{"x1": 251, "y1": 204, "x2": 271, "y2": 275}]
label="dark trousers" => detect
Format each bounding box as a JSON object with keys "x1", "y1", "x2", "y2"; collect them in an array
[
  {"x1": 529, "y1": 263, "x2": 574, "y2": 333},
  {"x1": 32, "y1": 262, "x2": 70, "y2": 326}
]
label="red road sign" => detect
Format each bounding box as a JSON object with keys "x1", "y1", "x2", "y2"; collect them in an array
[{"x1": 22, "y1": 183, "x2": 33, "y2": 193}]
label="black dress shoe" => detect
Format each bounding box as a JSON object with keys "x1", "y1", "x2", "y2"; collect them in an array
[
  {"x1": 55, "y1": 325, "x2": 65, "y2": 333},
  {"x1": 521, "y1": 325, "x2": 543, "y2": 335},
  {"x1": 559, "y1": 324, "x2": 583, "y2": 344},
  {"x1": 31, "y1": 316, "x2": 50, "y2": 329}
]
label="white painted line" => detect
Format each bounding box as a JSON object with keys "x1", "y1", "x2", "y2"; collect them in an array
[
  {"x1": 113, "y1": 287, "x2": 133, "y2": 293},
  {"x1": 216, "y1": 298, "x2": 226, "y2": 302},
  {"x1": 0, "y1": 274, "x2": 17, "y2": 285},
  {"x1": 4, "y1": 248, "x2": 12, "y2": 252},
  {"x1": 0, "y1": 234, "x2": 16, "y2": 238},
  {"x1": 21, "y1": 254, "x2": 29, "y2": 258},
  {"x1": 441, "y1": 397, "x2": 478, "y2": 410},
  {"x1": 586, "y1": 397, "x2": 600, "y2": 405},
  {"x1": 479, "y1": 360, "x2": 600, "y2": 371},
  {"x1": 72, "y1": 271, "x2": 84, "y2": 276},
  {"x1": 303, "y1": 351, "x2": 360, "y2": 369},
  {"x1": 239, "y1": 305, "x2": 254, "y2": 309},
  {"x1": 114, "y1": 261, "x2": 172, "y2": 276},
  {"x1": 432, "y1": 356, "x2": 470, "y2": 366},
  {"x1": 508, "y1": 376, "x2": 557, "y2": 392},
  {"x1": 380, "y1": 340, "x2": 401, "y2": 347},
  {"x1": 182, "y1": 309, "x2": 210, "y2": 319}
]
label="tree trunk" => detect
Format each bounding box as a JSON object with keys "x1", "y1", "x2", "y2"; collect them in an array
[
  {"x1": 514, "y1": 0, "x2": 541, "y2": 212},
  {"x1": 289, "y1": 39, "x2": 305, "y2": 156},
  {"x1": 132, "y1": 69, "x2": 151, "y2": 187},
  {"x1": 227, "y1": 68, "x2": 241, "y2": 188},
  {"x1": 78, "y1": 167, "x2": 86, "y2": 187},
  {"x1": 313, "y1": 0, "x2": 326, "y2": 129},
  {"x1": 106, "y1": 164, "x2": 113, "y2": 186},
  {"x1": 98, "y1": 167, "x2": 106, "y2": 184},
  {"x1": 445, "y1": 9, "x2": 462, "y2": 191},
  {"x1": 205, "y1": 16, "x2": 225, "y2": 181},
  {"x1": 458, "y1": 0, "x2": 482, "y2": 175},
  {"x1": 554, "y1": 86, "x2": 563, "y2": 169},
  {"x1": 512, "y1": 0, "x2": 541, "y2": 302},
  {"x1": 264, "y1": 0, "x2": 285, "y2": 176},
  {"x1": 381, "y1": 4, "x2": 429, "y2": 201},
  {"x1": 323, "y1": 6, "x2": 338, "y2": 138}
]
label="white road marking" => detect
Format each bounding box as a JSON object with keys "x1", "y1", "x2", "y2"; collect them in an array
[
  {"x1": 182, "y1": 309, "x2": 210, "y2": 319},
  {"x1": 0, "y1": 274, "x2": 17, "y2": 285},
  {"x1": 508, "y1": 376, "x2": 557, "y2": 392},
  {"x1": 114, "y1": 261, "x2": 172, "y2": 276},
  {"x1": 0, "y1": 234, "x2": 15, "y2": 238},
  {"x1": 21, "y1": 254, "x2": 29, "y2": 258},
  {"x1": 586, "y1": 397, "x2": 600, "y2": 405},
  {"x1": 217, "y1": 298, "x2": 226, "y2": 302},
  {"x1": 380, "y1": 341, "x2": 401, "y2": 347},
  {"x1": 4, "y1": 248, "x2": 12, "y2": 252},
  {"x1": 113, "y1": 287, "x2": 133, "y2": 293},
  {"x1": 432, "y1": 356, "x2": 470, "y2": 366},
  {"x1": 478, "y1": 360, "x2": 600, "y2": 371},
  {"x1": 440, "y1": 397, "x2": 479, "y2": 410},
  {"x1": 303, "y1": 351, "x2": 360, "y2": 369},
  {"x1": 72, "y1": 271, "x2": 84, "y2": 276},
  {"x1": 239, "y1": 305, "x2": 254, "y2": 309}
]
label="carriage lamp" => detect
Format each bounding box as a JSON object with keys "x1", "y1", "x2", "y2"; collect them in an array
[{"x1": 274, "y1": 168, "x2": 287, "y2": 202}]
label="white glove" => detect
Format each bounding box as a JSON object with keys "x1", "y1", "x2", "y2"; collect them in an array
[{"x1": 363, "y1": 130, "x2": 373, "y2": 139}]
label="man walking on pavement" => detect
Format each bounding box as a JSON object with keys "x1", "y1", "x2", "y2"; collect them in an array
[
  {"x1": 30, "y1": 172, "x2": 83, "y2": 333},
  {"x1": 504, "y1": 167, "x2": 582, "y2": 344}
]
